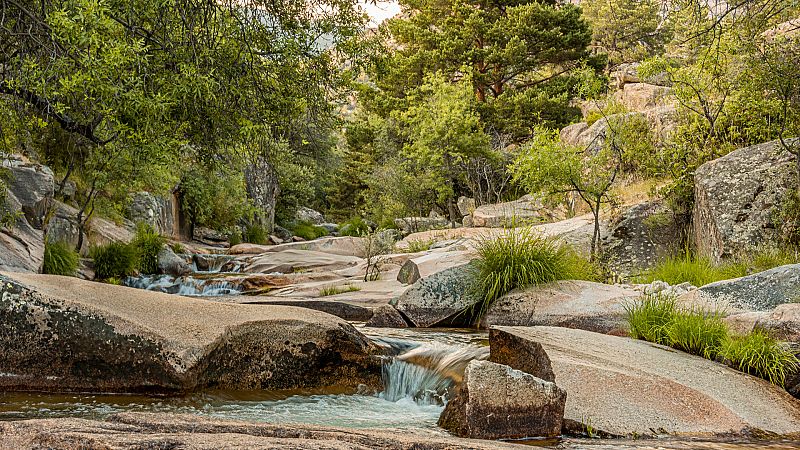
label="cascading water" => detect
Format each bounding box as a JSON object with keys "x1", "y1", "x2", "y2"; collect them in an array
[{"x1": 123, "y1": 254, "x2": 244, "y2": 296}]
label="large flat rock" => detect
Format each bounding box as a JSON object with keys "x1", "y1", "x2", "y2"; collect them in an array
[
  {"x1": 491, "y1": 326, "x2": 800, "y2": 438},
  {"x1": 0, "y1": 412, "x2": 525, "y2": 450},
  {"x1": 483, "y1": 281, "x2": 639, "y2": 334},
  {"x1": 242, "y1": 249, "x2": 362, "y2": 274},
  {"x1": 0, "y1": 272, "x2": 381, "y2": 393}
]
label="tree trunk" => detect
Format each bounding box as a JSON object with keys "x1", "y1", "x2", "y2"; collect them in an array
[
  {"x1": 590, "y1": 200, "x2": 602, "y2": 262},
  {"x1": 244, "y1": 155, "x2": 279, "y2": 233}
]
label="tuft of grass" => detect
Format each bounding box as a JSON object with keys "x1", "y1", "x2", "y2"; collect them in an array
[
  {"x1": 339, "y1": 217, "x2": 371, "y2": 237},
  {"x1": 406, "y1": 238, "x2": 435, "y2": 253},
  {"x1": 471, "y1": 227, "x2": 600, "y2": 319},
  {"x1": 228, "y1": 229, "x2": 243, "y2": 246},
  {"x1": 319, "y1": 284, "x2": 361, "y2": 297},
  {"x1": 637, "y1": 252, "x2": 745, "y2": 287},
  {"x1": 720, "y1": 330, "x2": 800, "y2": 387},
  {"x1": 245, "y1": 224, "x2": 268, "y2": 245},
  {"x1": 625, "y1": 293, "x2": 676, "y2": 345},
  {"x1": 42, "y1": 240, "x2": 79, "y2": 276},
  {"x1": 666, "y1": 308, "x2": 728, "y2": 360},
  {"x1": 91, "y1": 241, "x2": 139, "y2": 280},
  {"x1": 291, "y1": 221, "x2": 329, "y2": 241},
  {"x1": 170, "y1": 242, "x2": 185, "y2": 254},
  {"x1": 131, "y1": 223, "x2": 165, "y2": 275}
]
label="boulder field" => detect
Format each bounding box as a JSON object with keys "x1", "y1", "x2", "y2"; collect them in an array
[{"x1": 0, "y1": 272, "x2": 382, "y2": 394}]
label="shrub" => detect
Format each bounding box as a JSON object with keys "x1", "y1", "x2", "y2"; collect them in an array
[
  {"x1": 244, "y1": 224, "x2": 268, "y2": 245},
  {"x1": 131, "y1": 223, "x2": 165, "y2": 274},
  {"x1": 339, "y1": 217, "x2": 372, "y2": 237},
  {"x1": 471, "y1": 227, "x2": 598, "y2": 318},
  {"x1": 720, "y1": 330, "x2": 800, "y2": 387},
  {"x1": 229, "y1": 228, "x2": 243, "y2": 246},
  {"x1": 42, "y1": 240, "x2": 79, "y2": 276},
  {"x1": 91, "y1": 242, "x2": 138, "y2": 280},
  {"x1": 666, "y1": 308, "x2": 728, "y2": 359},
  {"x1": 319, "y1": 284, "x2": 361, "y2": 297},
  {"x1": 291, "y1": 221, "x2": 329, "y2": 240},
  {"x1": 625, "y1": 293, "x2": 676, "y2": 345}
]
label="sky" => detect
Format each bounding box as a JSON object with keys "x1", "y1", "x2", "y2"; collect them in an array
[{"x1": 360, "y1": 1, "x2": 401, "y2": 26}]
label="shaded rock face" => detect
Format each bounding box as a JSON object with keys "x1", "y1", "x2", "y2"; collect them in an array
[
  {"x1": 157, "y1": 246, "x2": 192, "y2": 277},
  {"x1": 472, "y1": 195, "x2": 564, "y2": 228},
  {"x1": 45, "y1": 201, "x2": 133, "y2": 255},
  {"x1": 0, "y1": 191, "x2": 44, "y2": 272},
  {"x1": 390, "y1": 263, "x2": 479, "y2": 327},
  {"x1": 4, "y1": 157, "x2": 54, "y2": 228},
  {"x1": 602, "y1": 201, "x2": 681, "y2": 277},
  {"x1": 489, "y1": 328, "x2": 555, "y2": 382},
  {"x1": 482, "y1": 281, "x2": 638, "y2": 335},
  {"x1": 0, "y1": 273, "x2": 381, "y2": 393},
  {"x1": 693, "y1": 139, "x2": 799, "y2": 261},
  {"x1": 693, "y1": 264, "x2": 800, "y2": 311},
  {"x1": 492, "y1": 326, "x2": 800, "y2": 438},
  {"x1": 613, "y1": 83, "x2": 673, "y2": 112},
  {"x1": 128, "y1": 191, "x2": 176, "y2": 238},
  {"x1": 365, "y1": 305, "x2": 409, "y2": 328},
  {"x1": 438, "y1": 360, "x2": 566, "y2": 440}
]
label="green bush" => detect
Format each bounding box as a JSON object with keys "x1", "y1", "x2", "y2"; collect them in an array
[
  {"x1": 291, "y1": 221, "x2": 329, "y2": 240},
  {"x1": 229, "y1": 228, "x2": 243, "y2": 246},
  {"x1": 720, "y1": 330, "x2": 800, "y2": 387},
  {"x1": 244, "y1": 224, "x2": 268, "y2": 245},
  {"x1": 666, "y1": 308, "x2": 728, "y2": 359},
  {"x1": 406, "y1": 238, "x2": 435, "y2": 253},
  {"x1": 471, "y1": 227, "x2": 599, "y2": 318},
  {"x1": 625, "y1": 293, "x2": 676, "y2": 345},
  {"x1": 91, "y1": 242, "x2": 138, "y2": 280},
  {"x1": 42, "y1": 240, "x2": 79, "y2": 276},
  {"x1": 339, "y1": 217, "x2": 371, "y2": 236},
  {"x1": 131, "y1": 223, "x2": 165, "y2": 274}
]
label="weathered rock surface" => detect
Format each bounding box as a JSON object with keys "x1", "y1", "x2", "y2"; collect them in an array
[
  {"x1": 438, "y1": 360, "x2": 566, "y2": 439},
  {"x1": 394, "y1": 216, "x2": 451, "y2": 234},
  {"x1": 3, "y1": 156, "x2": 54, "y2": 228},
  {"x1": 472, "y1": 195, "x2": 564, "y2": 228},
  {"x1": 243, "y1": 249, "x2": 362, "y2": 274},
  {"x1": 390, "y1": 263, "x2": 479, "y2": 327},
  {"x1": 263, "y1": 236, "x2": 368, "y2": 258},
  {"x1": 157, "y1": 246, "x2": 192, "y2": 277},
  {"x1": 683, "y1": 264, "x2": 800, "y2": 311},
  {"x1": 613, "y1": 82, "x2": 673, "y2": 112},
  {"x1": 0, "y1": 192, "x2": 44, "y2": 273},
  {"x1": 457, "y1": 196, "x2": 476, "y2": 216},
  {"x1": 127, "y1": 191, "x2": 176, "y2": 238},
  {"x1": 0, "y1": 412, "x2": 525, "y2": 450},
  {"x1": 694, "y1": 138, "x2": 799, "y2": 261},
  {"x1": 46, "y1": 201, "x2": 133, "y2": 254},
  {"x1": 0, "y1": 272, "x2": 381, "y2": 393},
  {"x1": 491, "y1": 326, "x2": 800, "y2": 437},
  {"x1": 482, "y1": 281, "x2": 639, "y2": 334},
  {"x1": 295, "y1": 206, "x2": 326, "y2": 225},
  {"x1": 365, "y1": 305, "x2": 409, "y2": 328},
  {"x1": 488, "y1": 328, "x2": 555, "y2": 382},
  {"x1": 396, "y1": 250, "x2": 474, "y2": 285},
  {"x1": 562, "y1": 108, "x2": 677, "y2": 152},
  {"x1": 602, "y1": 201, "x2": 680, "y2": 276}
]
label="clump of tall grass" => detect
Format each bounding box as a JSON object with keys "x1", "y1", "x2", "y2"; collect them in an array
[
  {"x1": 470, "y1": 227, "x2": 599, "y2": 319},
  {"x1": 319, "y1": 284, "x2": 361, "y2": 297},
  {"x1": 626, "y1": 294, "x2": 799, "y2": 386},
  {"x1": 91, "y1": 241, "x2": 139, "y2": 280},
  {"x1": 42, "y1": 239, "x2": 79, "y2": 276},
  {"x1": 405, "y1": 238, "x2": 435, "y2": 253},
  {"x1": 720, "y1": 330, "x2": 800, "y2": 387},
  {"x1": 130, "y1": 223, "x2": 165, "y2": 274},
  {"x1": 291, "y1": 221, "x2": 329, "y2": 241}
]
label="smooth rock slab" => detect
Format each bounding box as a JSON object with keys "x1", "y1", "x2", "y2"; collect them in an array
[
  {"x1": 390, "y1": 262, "x2": 479, "y2": 327},
  {"x1": 482, "y1": 280, "x2": 639, "y2": 335},
  {"x1": 0, "y1": 272, "x2": 381, "y2": 393},
  {"x1": 491, "y1": 326, "x2": 800, "y2": 438},
  {"x1": 438, "y1": 360, "x2": 566, "y2": 439}
]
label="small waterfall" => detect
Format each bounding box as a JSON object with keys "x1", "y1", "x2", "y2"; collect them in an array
[
  {"x1": 124, "y1": 274, "x2": 242, "y2": 296},
  {"x1": 379, "y1": 341, "x2": 488, "y2": 406}
]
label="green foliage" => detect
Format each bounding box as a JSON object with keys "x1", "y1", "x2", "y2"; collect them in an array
[
  {"x1": 170, "y1": 242, "x2": 185, "y2": 254},
  {"x1": 584, "y1": 99, "x2": 628, "y2": 126},
  {"x1": 180, "y1": 167, "x2": 253, "y2": 232},
  {"x1": 290, "y1": 221, "x2": 329, "y2": 241},
  {"x1": 636, "y1": 253, "x2": 743, "y2": 287},
  {"x1": 130, "y1": 223, "x2": 164, "y2": 275},
  {"x1": 625, "y1": 293, "x2": 677, "y2": 345},
  {"x1": 244, "y1": 225, "x2": 268, "y2": 245},
  {"x1": 471, "y1": 227, "x2": 600, "y2": 319},
  {"x1": 42, "y1": 240, "x2": 79, "y2": 276},
  {"x1": 0, "y1": 167, "x2": 22, "y2": 229},
  {"x1": 582, "y1": 0, "x2": 671, "y2": 67},
  {"x1": 319, "y1": 284, "x2": 361, "y2": 297},
  {"x1": 627, "y1": 295, "x2": 800, "y2": 386},
  {"x1": 778, "y1": 189, "x2": 800, "y2": 247},
  {"x1": 720, "y1": 330, "x2": 800, "y2": 387},
  {"x1": 339, "y1": 217, "x2": 372, "y2": 237},
  {"x1": 406, "y1": 239, "x2": 435, "y2": 253},
  {"x1": 90, "y1": 242, "x2": 138, "y2": 280},
  {"x1": 667, "y1": 308, "x2": 728, "y2": 359},
  {"x1": 228, "y1": 229, "x2": 243, "y2": 247}
]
